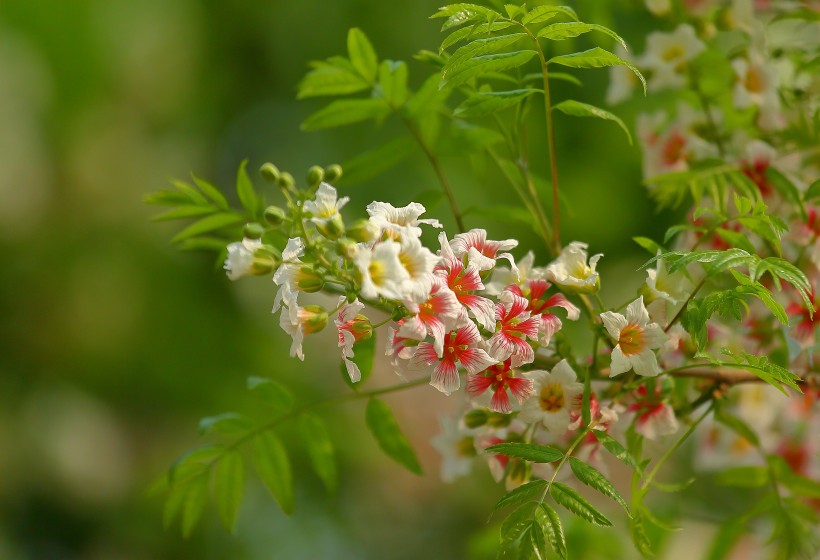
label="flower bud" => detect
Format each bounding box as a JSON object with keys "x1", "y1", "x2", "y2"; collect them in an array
[
  {"x1": 260, "y1": 162, "x2": 281, "y2": 183},
  {"x1": 463, "y1": 408, "x2": 488, "y2": 429},
  {"x1": 337, "y1": 239, "x2": 359, "y2": 260},
  {"x1": 347, "y1": 218, "x2": 380, "y2": 243},
  {"x1": 299, "y1": 305, "x2": 328, "y2": 334},
  {"x1": 278, "y1": 172, "x2": 295, "y2": 190},
  {"x1": 457, "y1": 436, "x2": 477, "y2": 458},
  {"x1": 264, "y1": 205, "x2": 287, "y2": 227},
  {"x1": 324, "y1": 164, "x2": 343, "y2": 183},
  {"x1": 306, "y1": 166, "x2": 324, "y2": 188},
  {"x1": 348, "y1": 314, "x2": 373, "y2": 342},
  {"x1": 487, "y1": 412, "x2": 512, "y2": 428},
  {"x1": 317, "y1": 214, "x2": 345, "y2": 240},
  {"x1": 295, "y1": 265, "x2": 324, "y2": 293},
  {"x1": 243, "y1": 222, "x2": 265, "y2": 240}
]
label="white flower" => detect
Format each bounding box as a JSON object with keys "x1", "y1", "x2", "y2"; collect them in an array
[
  {"x1": 302, "y1": 182, "x2": 348, "y2": 226},
  {"x1": 431, "y1": 414, "x2": 476, "y2": 483},
  {"x1": 272, "y1": 237, "x2": 306, "y2": 320},
  {"x1": 518, "y1": 360, "x2": 583, "y2": 435},
  {"x1": 224, "y1": 237, "x2": 262, "y2": 280},
  {"x1": 731, "y1": 51, "x2": 785, "y2": 130},
  {"x1": 450, "y1": 229, "x2": 518, "y2": 274},
  {"x1": 645, "y1": 0, "x2": 671, "y2": 15},
  {"x1": 600, "y1": 297, "x2": 668, "y2": 377},
  {"x1": 485, "y1": 251, "x2": 546, "y2": 296},
  {"x1": 334, "y1": 296, "x2": 366, "y2": 383},
  {"x1": 546, "y1": 241, "x2": 602, "y2": 293},
  {"x1": 643, "y1": 25, "x2": 706, "y2": 91},
  {"x1": 353, "y1": 240, "x2": 410, "y2": 300},
  {"x1": 366, "y1": 201, "x2": 441, "y2": 239},
  {"x1": 645, "y1": 253, "x2": 689, "y2": 305},
  {"x1": 397, "y1": 236, "x2": 439, "y2": 303},
  {"x1": 279, "y1": 308, "x2": 305, "y2": 361}
]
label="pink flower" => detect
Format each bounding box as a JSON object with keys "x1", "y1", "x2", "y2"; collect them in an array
[
  {"x1": 399, "y1": 277, "x2": 461, "y2": 357},
  {"x1": 435, "y1": 234, "x2": 496, "y2": 331},
  {"x1": 628, "y1": 385, "x2": 679, "y2": 440},
  {"x1": 506, "y1": 279, "x2": 580, "y2": 345},
  {"x1": 487, "y1": 291, "x2": 541, "y2": 367},
  {"x1": 467, "y1": 359, "x2": 534, "y2": 414},
  {"x1": 450, "y1": 228, "x2": 518, "y2": 274},
  {"x1": 385, "y1": 318, "x2": 419, "y2": 376},
  {"x1": 412, "y1": 321, "x2": 496, "y2": 395}
]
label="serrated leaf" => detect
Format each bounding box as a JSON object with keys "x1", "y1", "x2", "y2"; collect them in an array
[
  {"x1": 337, "y1": 136, "x2": 416, "y2": 186},
  {"x1": 633, "y1": 236, "x2": 665, "y2": 256},
  {"x1": 253, "y1": 431, "x2": 294, "y2": 514},
  {"x1": 440, "y1": 21, "x2": 513, "y2": 52},
  {"x1": 406, "y1": 73, "x2": 451, "y2": 119},
  {"x1": 522, "y1": 5, "x2": 578, "y2": 24},
  {"x1": 714, "y1": 466, "x2": 769, "y2": 487},
  {"x1": 181, "y1": 472, "x2": 209, "y2": 538},
  {"x1": 365, "y1": 398, "x2": 422, "y2": 475},
  {"x1": 536, "y1": 503, "x2": 567, "y2": 559},
  {"x1": 235, "y1": 160, "x2": 259, "y2": 218},
  {"x1": 550, "y1": 482, "x2": 612, "y2": 526},
  {"x1": 630, "y1": 511, "x2": 655, "y2": 558},
  {"x1": 377, "y1": 60, "x2": 409, "y2": 108},
  {"x1": 170, "y1": 212, "x2": 244, "y2": 244},
  {"x1": 454, "y1": 88, "x2": 541, "y2": 117},
  {"x1": 549, "y1": 47, "x2": 646, "y2": 93},
  {"x1": 170, "y1": 444, "x2": 224, "y2": 483},
  {"x1": 297, "y1": 59, "x2": 371, "y2": 98},
  {"x1": 493, "y1": 479, "x2": 548, "y2": 512},
  {"x1": 485, "y1": 442, "x2": 564, "y2": 463},
  {"x1": 247, "y1": 376, "x2": 294, "y2": 411},
  {"x1": 537, "y1": 22, "x2": 627, "y2": 51},
  {"x1": 552, "y1": 99, "x2": 632, "y2": 144},
  {"x1": 431, "y1": 3, "x2": 501, "y2": 21},
  {"x1": 301, "y1": 98, "x2": 391, "y2": 131},
  {"x1": 440, "y1": 50, "x2": 538, "y2": 90},
  {"x1": 443, "y1": 33, "x2": 527, "y2": 76},
  {"x1": 191, "y1": 173, "x2": 228, "y2": 210},
  {"x1": 213, "y1": 450, "x2": 245, "y2": 532},
  {"x1": 529, "y1": 521, "x2": 547, "y2": 560},
  {"x1": 169, "y1": 180, "x2": 210, "y2": 205},
  {"x1": 501, "y1": 503, "x2": 534, "y2": 543},
  {"x1": 805, "y1": 178, "x2": 820, "y2": 201},
  {"x1": 593, "y1": 431, "x2": 642, "y2": 472},
  {"x1": 568, "y1": 457, "x2": 630, "y2": 514},
  {"x1": 150, "y1": 205, "x2": 217, "y2": 222},
  {"x1": 299, "y1": 414, "x2": 337, "y2": 495},
  {"x1": 198, "y1": 413, "x2": 254, "y2": 436},
  {"x1": 144, "y1": 188, "x2": 200, "y2": 206},
  {"x1": 347, "y1": 28, "x2": 378, "y2": 82},
  {"x1": 765, "y1": 167, "x2": 806, "y2": 220}
]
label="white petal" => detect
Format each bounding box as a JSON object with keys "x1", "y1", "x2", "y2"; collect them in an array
[
  {"x1": 625, "y1": 296, "x2": 650, "y2": 327},
  {"x1": 609, "y1": 346, "x2": 631, "y2": 376},
  {"x1": 600, "y1": 311, "x2": 628, "y2": 341},
  {"x1": 630, "y1": 349, "x2": 661, "y2": 377}
]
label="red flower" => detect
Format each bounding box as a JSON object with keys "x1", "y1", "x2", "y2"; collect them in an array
[
  {"x1": 487, "y1": 291, "x2": 541, "y2": 367},
  {"x1": 467, "y1": 359, "x2": 534, "y2": 413},
  {"x1": 506, "y1": 279, "x2": 579, "y2": 344}
]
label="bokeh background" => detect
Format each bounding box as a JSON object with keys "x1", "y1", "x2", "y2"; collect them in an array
[{"x1": 0, "y1": 1, "x2": 707, "y2": 558}]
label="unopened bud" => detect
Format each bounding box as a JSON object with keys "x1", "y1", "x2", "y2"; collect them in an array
[
  {"x1": 347, "y1": 218, "x2": 380, "y2": 243},
  {"x1": 317, "y1": 214, "x2": 345, "y2": 240},
  {"x1": 337, "y1": 239, "x2": 358, "y2": 260},
  {"x1": 243, "y1": 222, "x2": 265, "y2": 240},
  {"x1": 487, "y1": 412, "x2": 512, "y2": 428},
  {"x1": 463, "y1": 408, "x2": 488, "y2": 429},
  {"x1": 324, "y1": 164, "x2": 343, "y2": 183},
  {"x1": 295, "y1": 265, "x2": 324, "y2": 293},
  {"x1": 457, "y1": 436, "x2": 477, "y2": 458},
  {"x1": 347, "y1": 314, "x2": 373, "y2": 343},
  {"x1": 638, "y1": 283, "x2": 657, "y2": 304},
  {"x1": 264, "y1": 205, "x2": 287, "y2": 227},
  {"x1": 299, "y1": 305, "x2": 328, "y2": 334},
  {"x1": 278, "y1": 172, "x2": 295, "y2": 190},
  {"x1": 260, "y1": 162, "x2": 281, "y2": 183},
  {"x1": 306, "y1": 165, "x2": 324, "y2": 188}
]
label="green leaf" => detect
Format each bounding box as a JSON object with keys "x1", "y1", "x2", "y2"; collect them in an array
[
  {"x1": 169, "y1": 444, "x2": 224, "y2": 483},
  {"x1": 568, "y1": 457, "x2": 630, "y2": 514},
  {"x1": 706, "y1": 515, "x2": 747, "y2": 560},
  {"x1": 454, "y1": 88, "x2": 541, "y2": 117},
  {"x1": 552, "y1": 99, "x2": 632, "y2": 144},
  {"x1": 522, "y1": 5, "x2": 578, "y2": 24},
  {"x1": 365, "y1": 398, "x2": 422, "y2": 475},
  {"x1": 443, "y1": 33, "x2": 527, "y2": 76},
  {"x1": 493, "y1": 479, "x2": 548, "y2": 512},
  {"x1": 301, "y1": 98, "x2": 391, "y2": 131},
  {"x1": 178, "y1": 236, "x2": 230, "y2": 253},
  {"x1": 485, "y1": 442, "x2": 563, "y2": 463},
  {"x1": 247, "y1": 376, "x2": 294, "y2": 411},
  {"x1": 150, "y1": 205, "x2": 217, "y2": 222},
  {"x1": 714, "y1": 404, "x2": 760, "y2": 448},
  {"x1": 629, "y1": 510, "x2": 655, "y2": 559},
  {"x1": 181, "y1": 472, "x2": 209, "y2": 538},
  {"x1": 213, "y1": 449, "x2": 245, "y2": 532},
  {"x1": 170, "y1": 212, "x2": 244, "y2": 244},
  {"x1": 299, "y1": 414, "x2": 338, "y2": 495},
  {"x1": 297, "y1": 58, "x2": 371, "y2": 98},
  {"x1": 440, "y1": 50, "x2": 538, "y2": 90},
  {"x1": 337, "y1": 136, "x2": 416, "y2": 186},
  {"x1": 714, "y1": 466, "x2": 769, "y2": 488},
  {"x1": 439, "y1": 21, "x2": 513, "y2": 52},
  {"x1": 550, "y1": 482, "x2": 612, "y2": 526},
  {"x1": 593, "y1": 431, "x2": 642, "y2": 472},
  {"x1": 347, "y1": 28, "x2": 378, "y2": 82},
  {"x1": 377, "y1": 60, "x2": 409, "y2": 107},
  {"x1": 804, "y1": 178, "x2": 820, "y2": 201},
  {"x1": 144, "y1": 188, "x2": 201, "y2": 206},
  {"x1": 236, "y1": 160, "x2": 259, "y2": 218},
  {"x1": 431, "y1": 3, "x2": 501, "y2": 22},
  {"x1": 633, "y1": 237, "x2": 665, "y2": 256},
  {"x1": 501, "y1": 503, "x2": 535, "y2": 543},
  {"x1": 529, "y1": 521, "x2": 547, "y2": 560},
  {"x1": 536, "y1": 503, "x2": 567, "y2": 559},
  {"x1": 252, "y1": 431, "x2": 294, "y2": 515},
  {"x1": 765, "y1": 166, "x2": 806, "y2": 220},
  {"x1": 406, "y1": 73, "x2": 451, "y2": 119},
  {"x1": 190, "y1": 173, "x2": 229, "y2": 210},
  {"x1": 198, "y1": 413, "x2": 254, "y2": 436},
  {"x1": 537, "y1": 22, "x2": 627, "y2": 51},
  {"x1": 549, "y1": 47, "x2": 646, "y2": 93}
]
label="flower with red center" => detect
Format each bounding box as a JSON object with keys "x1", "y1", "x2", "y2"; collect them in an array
[
  {"x1": 450, "y1": 228, "x2": 518, "y2": 274},
  {"x1": 786, "y1": 285, "x2": 819, "y2": 349},
  {"x1": 398, "y1": 277, "x2": 461, "y2": 357},
  {"x1": 506, "y1": 279, "x2": 580, "y2": 345},
  {"x1": 601, "y1": 296, "x2": 667, "y2": 377},
  {"x1": 486, "y1": 291, "x2": 541, "y2": 367},
  {"x1": 467, "y1": 359, "x2": 534, "y2": 414},
  {"x1": 435, "y1": 233, "x2": 496, "y2": 331},
  {"x1": 628, "y1": 385, "x2": 679, "y2": 440},
  {"x1": 739, "y1": 140, "x2": 777, "y2": 196},
  {"x1": 412, "y1": 321, "x2": 496, "y2": 395},
  {"x1": 334, "y1": 297, "x2": 372, "y2": 383}
]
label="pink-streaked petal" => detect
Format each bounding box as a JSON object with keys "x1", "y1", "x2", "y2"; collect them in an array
[
  {"x1": 467, "y1": 246, "x2": 496, "y2": 271},
  {"x1": 635, "y1": 404, "x2": 679, "y2": 440},
  {"x1": 496, "y1": 252, "x2": 519, "y2": 280},
  {"x1": 397, "y1": 316, "x2": 427, "y2": 341},
  {"x1": 460, "y1": 294, "x2": 496, "y2": 331},
  {"x1": 504, "y1": 292, "x2": 530, "y2": 318},
  {"x1": 508, "y1": 376, "x2": 535, "y2": 402},
  {"x1": 488, "y1": 332, "x2": 516, "y2": 362},
  {"x1": 427, "y1": 316, "x2": 448, "y2": 358},
  {"x1": 459, "y1": 265, "x2": 485, "y2": 291},
  {"x1": 490, "y1": 388, "x2": 512, "y2": 414},
  {"x1": 509, "y1": 342, "x2": 535, "y2": 368},
  {"x1": 410, "y1": 342, "x2": 440, "y2": 368},
  {"x1": 539, "y1": 314, "x2": 563, "y2": 346},
  {"x1": 430, "y1": 358, "x2": 459, "y2": 395},
  {"x1": 454, "y1": 321, "x2": 481, "y2": 346},
  {"x1": 458, "y1": 348, "x2": 497, "y2": 374},
  {"x1": 544, "y1": 293, "x2": 580, "y2": 321},
  {"x1": 516, "y1": 316, "x2": 541, "y2": 339},
  {"x1": 466, "y1": 374, "x2": 493, "y2": 397}
]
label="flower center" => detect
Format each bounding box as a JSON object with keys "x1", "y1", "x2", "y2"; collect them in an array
[
  {"x1": 744, "y1": 67, "x2": 764, "y2": 93},
  {"x1": 369, "y1": 260, "x2": 386, "y2": 285},
  {"x1": 619, "y1": 324, "x2": 645, "y2": 356},
  {"x1": 662, "y1": 45, "x2": 684, "y2": 62},
  {"x1": 539, "y1": 383, "x2": 565, "y2": 412}
]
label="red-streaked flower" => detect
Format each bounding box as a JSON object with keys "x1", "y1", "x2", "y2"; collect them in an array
[
  {"x1": 399, "y1": 277, "x2": 461, "y2": 357},
  {"x1": 435, "y1": 233, "x2": 496, "y2": 331},
  {"x1": 334, "y1": 297, "x2": 371, "y2": 383},
  {"x1": 628, "y1": 385, "x2": 679, "y2": 440},
  {"x1": 601, "y1": 296, "x2": 667, "y2": 377},
  {"x1": 487, "y1": 291, "x2": 541, "y2": 367},
  {"x1": 385, "y1": 318, "x2": 418, "y2": 376},
  {"x1": 450, "y1": 228, "x2": 518, "y2": 274},
  {"x1": 786, "y1": 286, "x2": 819, "y2": 350},
  {"x1": 506, "y1": 279, "x2": 580, "y2": 345},
  {"x1": 467, "y1": 359, "x2": 534, "y2": 414},
  {"x1": 411, "y1": 321, "x2": 496, "y2": 395}
]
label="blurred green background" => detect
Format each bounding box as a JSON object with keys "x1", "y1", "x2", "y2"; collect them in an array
[{"x1": 0, "y1": 1, "x2": 694, "y2": 558}]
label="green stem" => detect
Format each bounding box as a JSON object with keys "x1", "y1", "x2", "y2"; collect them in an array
[{"x1": 664, "y1": 276, "x2": 706, "y2": 332}]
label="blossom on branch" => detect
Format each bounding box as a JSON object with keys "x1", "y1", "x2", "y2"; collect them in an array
[{"x1": 601, "y1": 297, "x2": 667, "y2": 377}]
